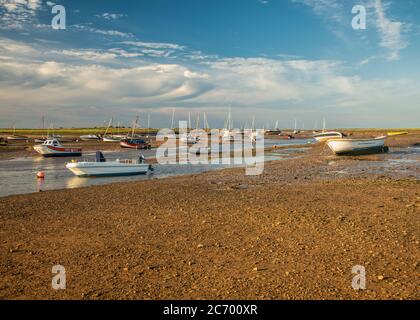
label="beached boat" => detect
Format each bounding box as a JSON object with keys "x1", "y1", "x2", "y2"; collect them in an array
[
  {"x1": 387, "y1": 132, "x2": 408, "y2": 137},
  {"x1": 7, "y1": 135, "x2": 29, "y2": 141},
  {"x1": 34, "y1": 138, "x2": 82, "y2": 157},
  {"x1": 120, "y1": 138, "x2": 151, "y2": 149},
  {"x1": 327, "y1": 136, "x2": 388, "y2": 156},
  {"x1": 66, "y1": 152, "x2": 152, "y2": 177},
  {"x1": 313, "y1": 131, "x2": 344, "y2": 142},
  {"x1": 102, "y1": 136, "x2": 122, "y2": 142},
  {"x1": 79, "y1": 134, "x2": 100, "y2": 141},
  {"x1": 180, "y1": 133, "x2": 199, "y2": 144}
]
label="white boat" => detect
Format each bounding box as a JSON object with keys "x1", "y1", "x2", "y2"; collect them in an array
[
  {"x1": 101, "y1": 118, "x2": 122, "y2": 142},
  {"x1": 34, "y1": 138, "x2": 82, "y2": 157},
  {"x1": 313, "y1": 131, "x2": 344, "y2": 142},
  {"x1": 7, "y1": 135, "x2": 28, "y2": 141},
  {"x1": 66, "y1": 152, "x2": 152, "y2": 177},
  {"x1": 102, "y1": 136, "x2": 122, "y2": 142},
  {"x1": 180, "y1": 133, "x2": 198, "y2": 144},
  {"x1": 79, "y1": 134, "x2": 100, "y2": 141},
  {"x1": 327, "y1": 136, "x2": 388, "y2": 156}
]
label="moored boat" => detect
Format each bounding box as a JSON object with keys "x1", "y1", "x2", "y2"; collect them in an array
[
  {"x1": 387, "y1": 132, "x2": 408, "y2": 137},
  {"x1": 33, "y1": 138, "x2": 82, "y2": 157},
  {"x1": 80, "y1": 134, "x2": 100, "y2": 141},
  {"x1": 313, "y1": 131, "x2": 344, "y2": 142},
  {"x1": 102, "y1": 136, "x2": 122, "y2": 142},
  {"x1": 7, "y1": 135, "x2": 28, "y2": 141},
  {"x1": 120, "y1": 138, "x2": 151, "y2": 149},
  {"x1": 180, "y1": 133, "x2": 199, "y2": 144},
  {"x1": 66, "y1": 152, "x2": 152, "y2": 177},
  {"x1": 327, "y1": 136, "x2": 388, "y2": 156}
]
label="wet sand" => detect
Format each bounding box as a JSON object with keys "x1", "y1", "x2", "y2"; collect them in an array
[{"x1": 0, "y1": 133, "x2": 419, "y2": 300}]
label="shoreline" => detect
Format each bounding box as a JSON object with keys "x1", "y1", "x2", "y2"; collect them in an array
[{"x1": 0, "y1": 135, "x2": 419, "y2": 299}]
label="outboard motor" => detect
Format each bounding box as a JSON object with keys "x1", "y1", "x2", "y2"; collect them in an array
[
  {"x1": 139, "y1": 154, "x2": 145, "y2": 163},
  {"x1": 96, "y1": 151, "x2": 106, "y2": 162}
]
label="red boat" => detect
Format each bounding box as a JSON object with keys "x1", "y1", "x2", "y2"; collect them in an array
[
  {"x1": 33, "y1": 139, "x2": 82, "y2": 157},
  {"x1": 120, "y1": 138, "x2": 151, "y2": 150}
]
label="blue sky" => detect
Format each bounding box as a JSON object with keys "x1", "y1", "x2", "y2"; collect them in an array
[{"x1": 0, "y1": 0, "x2": 419, "y2": 128}]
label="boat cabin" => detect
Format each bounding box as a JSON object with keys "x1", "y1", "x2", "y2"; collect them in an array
[{"x1": 43, "y1": 139, "x2": 61, "y2": 147}]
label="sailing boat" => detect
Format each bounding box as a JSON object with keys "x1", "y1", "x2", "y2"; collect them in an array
[
  {"x1": 103, "y1": 118, "x2": 121, "y2": 142},
  {"x1": 120, "y1": 116, "x2": 151, "y2": 149},
  {"x1": 313, "y1": 118, "x2": 344, "y2": 142},
  {"x1": 293, "y1": 119, "x2": 300, "y2": 134},
  {"x1": 34, "y1": 116, "x2": 47, "y2": 143},
  {"x1": 7, "y1": 123, "x2": 28, "y2": 141},
  {"x1": 222, "y1": 106, "x2": 236, "y2": 142},
  {"x1": 180, "y1": 111, "x2": 198, "y2": 144}
]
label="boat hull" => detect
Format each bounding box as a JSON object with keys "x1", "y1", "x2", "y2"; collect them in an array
[
  {"x1": 7, "y1": 136, "x2": 28, "y2": 141},
  {"x1": 120, "y1": 141, "x2": 151, "y2": 149},
  {"x1": 34, "y1": 145, "x2": 82, "y2": 157},
  {"x1": 102, "y1": 137, "x2": 121, "y2": 142},
  {"x1": 79, "y1": 135, "x2": 100, "y2": 141},
  {"x1": 327, "y1": 138, "x2": 387, "y2": 156},
  {"x1": 66, "y1": 162, "x2": 151, "y2": 177}
]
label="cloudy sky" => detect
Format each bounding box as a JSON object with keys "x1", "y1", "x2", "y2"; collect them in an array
[{"x1": 0, "y1": 0, "x2": 419, "y2": 129}]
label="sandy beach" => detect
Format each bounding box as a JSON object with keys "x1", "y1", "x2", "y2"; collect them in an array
[{"x1": 0, "y1": 133, "x2": 419, "y2": 300}]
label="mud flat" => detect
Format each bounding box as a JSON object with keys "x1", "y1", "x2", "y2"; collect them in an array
[{"x1": 0, "y1": 134, "x2": 419, "y2": 300}]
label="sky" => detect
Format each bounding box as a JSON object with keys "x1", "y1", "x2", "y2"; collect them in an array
[{"x1": 0, "y1": 0, "x2": 419, "y2": 129}]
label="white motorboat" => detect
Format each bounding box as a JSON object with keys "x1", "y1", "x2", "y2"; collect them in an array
[
  {"x1": 34, "y1": 138, "x2": 82, "y2": 157},
  {"x1": 313, "y1": 131, "x2": 344, "y2": 142},
  {"x1": 180, "y1": 133, "x2": 199, "y2": 144},
  {"x1": 327, "y1": 136, "x2": 388, "y2": 156},
  {"x1": 66, "y1": 152, "x2": 152, "y2": 177},
  {"x1": 102, "y1": 136, "x2": 122, "y2": 142},
  {"x1": 7, "y1": 135, "x2": 28, "y2": 141},
  {"x1": 79, "y1": 134, "x2": 100, "y2": 141}
]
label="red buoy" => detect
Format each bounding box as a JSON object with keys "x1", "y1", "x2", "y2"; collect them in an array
[{"x1": 36, "y1": 171, "x2": 45, "y2": 179}]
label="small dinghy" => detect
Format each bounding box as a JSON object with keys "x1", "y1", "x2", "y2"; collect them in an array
[
  {"x1": 120, "y1": 138, "x2": 151, "y2": 149},
  {"x1": 327, "y1": 136, "x2": 388, "y2": 156},
  {"x1": 80, "y1": 134, "x2": 100, "y2": 141},
  {"x1": 66, "y1": 152, "x2": 152, "y2": 177},
  {"x1": 102, "y1": 136, "x2": 122, "y2": 142},
  {"x1": 313, "y1": 131, "x2": 344, "y2": 142},
  {"x1": 34, "y1": 138, "x2": 82, "y2": 157},
  {"x1": 7, "y1": 135, "x2": 28, "y2": 141}
]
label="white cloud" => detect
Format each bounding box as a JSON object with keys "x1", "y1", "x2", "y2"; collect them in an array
[
  {"x1": 122, "y1": 41, "x2": 185, "y2": 51},
  {"x1": 70, "y1": 24, "x2": 133, "y2": 38},
  {"x1": 96, "y1": 13, "x2": 125, "y2": 20},
  {"x1": 0, "y1": 0, "x2": 42, "y2": 29},
  {"x1": 0, "y1": 38, "x2": 418, "y2": 127},
  {"x1": 291, "y1": 0, "x2": 344, "y2": 22},
  {"x1": 373, "y1": 0, "x2": 407, "y2": 60}
]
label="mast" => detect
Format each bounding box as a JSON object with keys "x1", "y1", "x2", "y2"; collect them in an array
[
  {"x1": 171, "y1": 108, "x2": 175, "y2": 130},
  {"x1": 104, "y1": 118, "x2": 113, "y2": 137},
  {"x1": 131, "y1": 116, "x2": 139, "y2": 138},
  {"x1": 147, "y1": 113, "x2": 150, "y2": 137}
]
